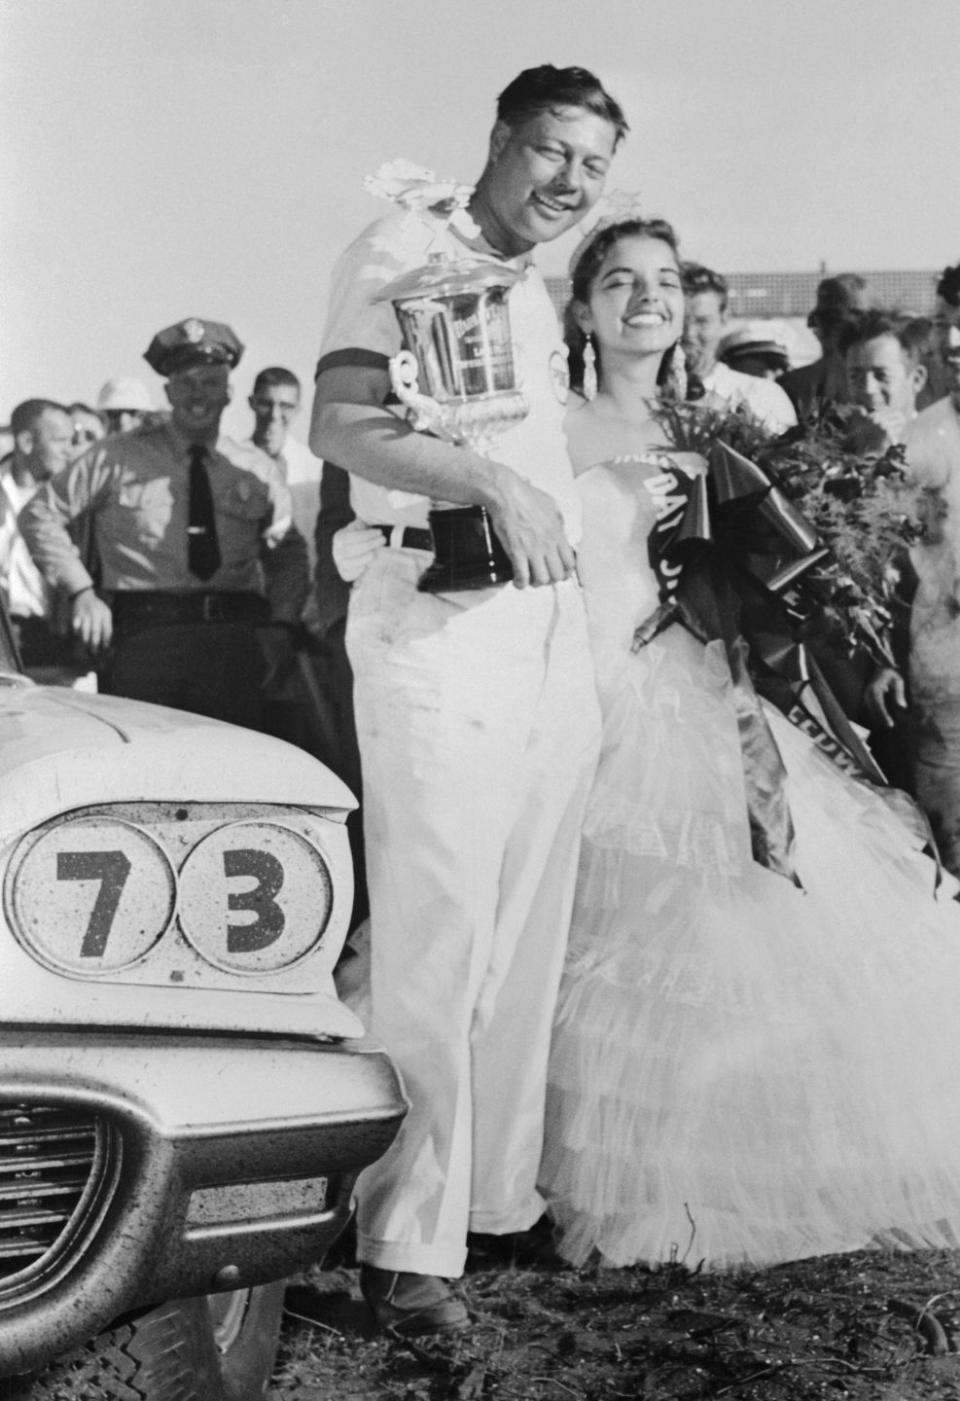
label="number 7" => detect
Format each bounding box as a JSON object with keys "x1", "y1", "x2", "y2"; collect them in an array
[{"x1": 57, "y1": 850, "x2": 132, "y2": 957}]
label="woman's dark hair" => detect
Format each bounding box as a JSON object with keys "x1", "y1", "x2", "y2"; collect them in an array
[
  {"x1": 496, "y1": 66, "x2": 629, "y2": 148},
  {"x1": 565, "y1": 217, "x2": 695, "y2": 398}
]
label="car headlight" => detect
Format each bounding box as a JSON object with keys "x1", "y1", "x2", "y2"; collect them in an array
[
  {"x1": 10, "y1": 816, "x2": 176, "y2": 974},
  {"x1": 4, "y1": 803, "x2": 341, "y2": 990},
  {"x1": 177, "y1": 820, "x2": 332, "y2": 974}
]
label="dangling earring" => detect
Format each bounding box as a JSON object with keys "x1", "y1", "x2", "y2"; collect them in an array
[
  {"x1": 663, "y1": 341, "x2": 688, "y2": 402},
  {"x1": 582, "y1": 336, "x2": 598, "y2": 401}
]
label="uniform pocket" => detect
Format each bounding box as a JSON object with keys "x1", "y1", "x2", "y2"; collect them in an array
[
  {"x1": 115, "y1": 477, "x2": 172, "y2": 540},
  {"x1": 219, "y1": 479, "x2": 267, "y2": 522}
]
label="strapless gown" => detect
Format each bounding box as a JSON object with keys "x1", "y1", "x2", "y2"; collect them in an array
[{"x1": 540, "y1": 456, "x2": 960, "y2": 1269}]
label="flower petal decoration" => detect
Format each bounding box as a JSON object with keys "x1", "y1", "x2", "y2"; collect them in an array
[{"x1": 363, "y1": 159, "x2": 474, "y2": 214}]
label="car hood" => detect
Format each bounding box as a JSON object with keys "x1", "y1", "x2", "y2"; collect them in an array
[{"x1": 0, "y1": 676, "x2": 355, "y2": 837}]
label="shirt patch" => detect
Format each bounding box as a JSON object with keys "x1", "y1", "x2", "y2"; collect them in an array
[{"x1": 549, "y1": 349, "x2": 570, "y2": 405}]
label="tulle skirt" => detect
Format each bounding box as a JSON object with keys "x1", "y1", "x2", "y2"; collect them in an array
[{"x1": 540, "y1": 630, "x2": 960, "y2": 1270}]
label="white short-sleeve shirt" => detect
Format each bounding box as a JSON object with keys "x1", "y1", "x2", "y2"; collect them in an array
[{"x1": 317, "y1": 207, "x2": 580, "y2": 543}]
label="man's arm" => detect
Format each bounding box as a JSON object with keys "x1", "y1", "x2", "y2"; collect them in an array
[
  {"x1": 19, "y1": 465, "x2": 99, "y2": 597},
  {"x1": 310, "y1": 364, "x2": 575, "y2": 589},
  {"x1": 19, "y1": 455, "x2": 114, "y2": 650}
]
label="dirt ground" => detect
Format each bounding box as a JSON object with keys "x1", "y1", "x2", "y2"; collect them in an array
[{"x1": 269, "y1": 1237, "x2": 960, "y2": 1400}]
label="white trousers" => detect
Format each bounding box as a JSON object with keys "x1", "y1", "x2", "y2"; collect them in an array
[{"x1": 347, "y1": 551, "x2": 601, "y2": 1277}]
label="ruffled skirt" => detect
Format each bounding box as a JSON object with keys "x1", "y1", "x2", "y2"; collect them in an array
[{"x1": 540, "y1": 630, "x2": 960, "y2": 1269}]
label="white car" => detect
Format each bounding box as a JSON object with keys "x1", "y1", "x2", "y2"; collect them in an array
[{"x1": 0, "y1": 604, "x2": 405, "y2": 1399}]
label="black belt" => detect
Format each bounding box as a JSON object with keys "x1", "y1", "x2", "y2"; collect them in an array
[
  {"x1": 111, "y1": 590, "x2": 270, "y2": 630},
  {"x1": 10, "y1": 614, "x2": 52, "y2": 631},
  {"x1": 374, "y1": 524, "x2": 433, "y2": 552}
]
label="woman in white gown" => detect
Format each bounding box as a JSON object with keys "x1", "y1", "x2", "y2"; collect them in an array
[{"x1": 539, "y1": 217, "x2": 960, "y2": 1271}]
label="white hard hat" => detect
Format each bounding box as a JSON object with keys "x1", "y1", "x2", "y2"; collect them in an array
[{"x1": 96, "y1": 377, "x2": 153, "y2": 413}]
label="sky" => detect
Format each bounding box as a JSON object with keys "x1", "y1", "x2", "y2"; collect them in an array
[{"x1": 1, "y1": 0, "x2": 958, "y2": 434}]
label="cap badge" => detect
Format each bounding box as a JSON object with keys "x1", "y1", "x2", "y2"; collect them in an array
[{"x1": 182, "y1": 318, "x2": 205, "y2": 344}]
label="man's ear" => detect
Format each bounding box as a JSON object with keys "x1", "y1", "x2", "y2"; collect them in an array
[
  {"x1": 14, "y1": 429, "x2": 34, "y2": 458},
  {"x1": 488, "y1": 119, "x2": 512, "y2": 164},
  {"x1": 225, "y1": 383, "x2": 234, "y2": 403},
  {"x1": 911, "y1": 362, "x2": 928, "y2": 398},
  {"x1": 163, "y1": 382, "x2": 174, "y2": 408},
  {"x1": 247, "y1": 394, "x2": 256, "y2": 411}
]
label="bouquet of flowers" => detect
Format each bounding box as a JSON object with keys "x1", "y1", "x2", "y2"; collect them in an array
[{"x1": 654, "y1": 398, "x2": 923, "y2": 668}]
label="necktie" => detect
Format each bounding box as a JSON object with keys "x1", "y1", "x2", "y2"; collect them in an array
[{"x1": 187, "y1": 444, "x2": 221, "y2": 580}]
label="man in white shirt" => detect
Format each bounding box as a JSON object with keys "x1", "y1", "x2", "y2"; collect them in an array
[
  {"x1": 682, "y1": 263, "x2": 797, "y2": 434},
  {"x1": 0, "y1": 399, "x2": 75, "y2": 673},
  {"x1": 310, "y1": 64, "x2": 625, "y2": 1335},
  {"x1": 246, "y1": 367, "x2": 323, "y2": 573}
]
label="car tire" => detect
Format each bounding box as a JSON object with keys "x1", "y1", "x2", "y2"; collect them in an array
[{"x1": 5, "y1": 1281, "x2": 286, "y2": 1401}]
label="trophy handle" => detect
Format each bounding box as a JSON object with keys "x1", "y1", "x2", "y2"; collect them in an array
[{"x1": 389, "y1": 349, "x2": 444, "y2": 433}]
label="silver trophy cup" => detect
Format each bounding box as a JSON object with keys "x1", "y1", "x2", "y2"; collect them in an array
[{"x1": 375, "y1": 257, "x2": 528, "y2": 591}]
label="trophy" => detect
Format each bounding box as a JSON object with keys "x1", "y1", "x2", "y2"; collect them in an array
[{"x1": 375, "y1": 256, "x2": 529, "y2": 592}]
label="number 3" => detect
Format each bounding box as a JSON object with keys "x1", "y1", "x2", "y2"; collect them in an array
[{"x1": 223, "y1": 849, "x2": 285, "y2": 952}]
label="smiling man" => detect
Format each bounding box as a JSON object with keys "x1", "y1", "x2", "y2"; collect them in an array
[
  {"x1": 19, "y1": 318, "x2": 308, "y2": 728},
  {"x1": 842, "y1": 310, "x2": 930, "y2": 450},
  {"x1": 310, "y1": 66, "x2": 626, "y2": 1335}
]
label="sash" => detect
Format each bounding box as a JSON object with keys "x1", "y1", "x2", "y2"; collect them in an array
[{"x1": 635, "y1": 441, "x2": 935, "y2": 886}]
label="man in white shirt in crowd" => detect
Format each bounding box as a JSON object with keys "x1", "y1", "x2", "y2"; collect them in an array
[
  {"x1": 682, "y1": 263, "x2": 797, "y2": 434},
  {"x1": 0, "y1": 399, "x2": 76, "y2": 675},
  {"x1": 247, "y1": 368, "x2": 323, "y2": 567}
]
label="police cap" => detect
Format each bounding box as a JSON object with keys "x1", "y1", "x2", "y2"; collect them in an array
[{"x1": 144, "y1": 319, "x2": 244, "y2": 377}]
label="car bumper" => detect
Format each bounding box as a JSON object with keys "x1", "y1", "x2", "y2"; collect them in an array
[{"x1": 0, "y1": 1028, "x2": 406, "y2": 1375}]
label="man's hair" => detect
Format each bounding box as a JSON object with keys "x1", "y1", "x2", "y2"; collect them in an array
[
  {"x1": 496, "y1": 66, "x2": 628, "y2": 147},
  {"x1": 840, "y1": 309, "x2": 932, "y2": 368},
  {"x1": 809, "y1": 273, "x2": 870, "y2": 330},
  {"x1": 937, "y1": 263, "x2": 960, "y2": 309},
  {"x1": 10, "y1": 398, "x2": 70, "y2": 437},
  {"x1": 681, "y1": 262, "x2": 729, "y2": 314},
  {"x1": 251, "y1": 366, "x2": 301, "y2": 398}
]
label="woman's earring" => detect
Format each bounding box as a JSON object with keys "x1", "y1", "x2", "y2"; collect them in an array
[{"x1": 582, "y1": 336, "x2": 598, "y2": 401}]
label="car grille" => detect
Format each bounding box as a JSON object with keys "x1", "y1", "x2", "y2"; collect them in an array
[{"x1": 0, "y1": 1105, "x2": 104, "y2": 1282}]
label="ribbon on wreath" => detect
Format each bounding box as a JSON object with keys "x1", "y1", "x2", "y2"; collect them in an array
[{"x1": 633, "y1": 439, "x2": 916, "y2": 886}]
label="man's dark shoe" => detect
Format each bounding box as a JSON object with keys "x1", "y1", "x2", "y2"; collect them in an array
[
  {"x1": 359, "y1": 1265, "x2": 470, "y2": 1336},
  {"x1": 467, "y1": 1214, "x2": 567, "y2": 1271}
]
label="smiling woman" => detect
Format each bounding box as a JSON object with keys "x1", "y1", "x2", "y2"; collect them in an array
[{"x1": 539, "y1": 218, "x2": 960, "y2": 1275}]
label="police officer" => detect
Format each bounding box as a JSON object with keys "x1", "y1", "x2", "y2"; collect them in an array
[{"x1": 20, "y1": 318, "x2": 308, "y2": 728}]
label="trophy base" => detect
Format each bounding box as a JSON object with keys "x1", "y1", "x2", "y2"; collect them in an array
[{"x1": 417, "y1": 506, "x2": 513, "y2": 593}]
